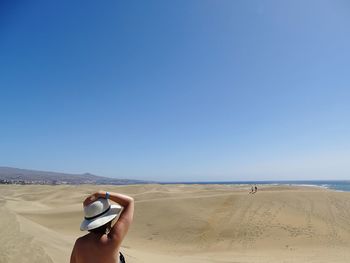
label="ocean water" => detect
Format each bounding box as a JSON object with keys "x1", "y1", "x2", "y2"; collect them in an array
[{"x1": 162, "y1": 180, "x2": 350, "y2": 192}]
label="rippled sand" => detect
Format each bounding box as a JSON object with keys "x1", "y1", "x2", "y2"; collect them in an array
[{"x1": 1, "y1": 184, "x2": 350, "y2": 263}]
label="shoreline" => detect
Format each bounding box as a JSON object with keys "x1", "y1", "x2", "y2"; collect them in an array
[{"x1": 2, "y1": 180, "x2": 348, "y2": 192}]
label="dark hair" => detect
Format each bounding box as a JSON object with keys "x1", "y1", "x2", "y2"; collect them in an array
[{"x1": 89, "y1": 220, "x2": 112, "y2": 235}]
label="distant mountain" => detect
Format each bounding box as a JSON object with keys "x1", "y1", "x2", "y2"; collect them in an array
[{"x1": 0, "y1": 166, "x2": 151, "y2": 185}]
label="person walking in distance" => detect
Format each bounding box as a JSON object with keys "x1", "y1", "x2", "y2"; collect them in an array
[{"x1": 70, "y1": 191, "x2": 134, "y2": 263}]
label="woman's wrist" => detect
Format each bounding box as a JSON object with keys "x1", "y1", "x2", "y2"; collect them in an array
[{"x1": 96, "y1": 191, "x2": 105, "y2": 199}]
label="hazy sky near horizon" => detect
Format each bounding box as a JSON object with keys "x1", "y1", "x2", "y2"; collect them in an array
[{"x1": 1, "y1": 0, "x2": 350, "y2": 181}]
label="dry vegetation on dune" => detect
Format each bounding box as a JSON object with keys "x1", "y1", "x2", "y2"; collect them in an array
[{"x1": 1, "y1": 184, "x2": 350, "y2": 263}]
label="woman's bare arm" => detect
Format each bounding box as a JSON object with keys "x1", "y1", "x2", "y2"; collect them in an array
[{"x1": 83, "y1": 191, "x2": 134, "y2": 245}]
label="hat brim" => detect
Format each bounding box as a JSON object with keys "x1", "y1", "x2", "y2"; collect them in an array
[{"x1": 80, "y1": 204, "x2": 123, "y2": 231}]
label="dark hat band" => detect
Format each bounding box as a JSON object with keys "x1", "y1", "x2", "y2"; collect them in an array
[{"x1": 85, "y1": 205, "x2": 111, "y2": 220}]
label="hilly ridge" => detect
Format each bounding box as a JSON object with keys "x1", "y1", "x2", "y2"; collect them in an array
[{"x1": 0, "y1": 167, "x2": 150, "y2": 185}]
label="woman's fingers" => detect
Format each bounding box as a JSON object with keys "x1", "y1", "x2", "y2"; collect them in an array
[
  {"x1": 83, "y1": 192, "x2": 103, "y2": 207},
  {"x1": 83, "y1": 195, "x2": 94, "y2": 206}
]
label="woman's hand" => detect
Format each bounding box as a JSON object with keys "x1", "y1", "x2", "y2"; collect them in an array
[{"x1": 83, "y1": 191, "x2": 105, "y2": 207}]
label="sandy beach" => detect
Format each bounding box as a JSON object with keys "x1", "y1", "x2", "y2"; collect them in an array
[{"x1": 1, "y1": 184, "x2": 350, "y2": 263}]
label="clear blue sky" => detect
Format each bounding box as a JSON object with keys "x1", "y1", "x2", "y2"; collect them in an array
[{"x1": 1, "y1": 0, "x2": 350, "y2": 181}]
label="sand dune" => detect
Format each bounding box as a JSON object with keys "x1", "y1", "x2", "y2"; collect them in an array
[{"x1": 1, "y1": 184, "x2": 350, "y2": 262}]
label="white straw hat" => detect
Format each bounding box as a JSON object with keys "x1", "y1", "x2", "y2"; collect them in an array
[{"x1": 80, "y1": 198, "x2": 123, "y2": 231}]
